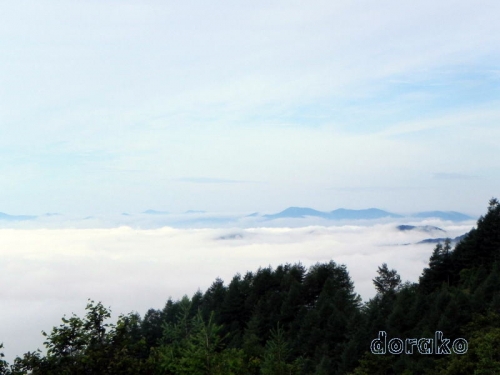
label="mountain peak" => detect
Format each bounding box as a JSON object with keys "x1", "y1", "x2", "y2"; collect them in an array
[{"x1": 263, "y1": 207, "x2": 328, "y2": 219}]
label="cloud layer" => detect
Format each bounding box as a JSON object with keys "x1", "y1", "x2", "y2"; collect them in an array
[{"x1": 0, "y1": 219, "x2": 473, "y2": 362}]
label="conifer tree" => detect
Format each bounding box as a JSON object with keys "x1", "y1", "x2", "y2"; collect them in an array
[
  {"x1": 260, "y1": 324, "x2": 296, "y2": 375},
  {"x1": 373, "y1": 263, "x2": 401, "y2": 295}
]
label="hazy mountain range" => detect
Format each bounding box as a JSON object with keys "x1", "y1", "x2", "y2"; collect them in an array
[
  {"x1": 0, "y1": 207, "x2": 474, "y2": 223},
  {"x1": 417, "y1": 233, "x2": 469, "y2": 245},
  {"x1": 396, "y1": 225, "x2": 446, "y2": 232},
  {"x1": 261, "y1": 207, "x2": 473, "y2": 221},
  {"x1": 0, "y1": 212, "x2": 37, "y2": 221},
  {"x1": 0, "y1": 208, "x2": 474, "y2": 249}
]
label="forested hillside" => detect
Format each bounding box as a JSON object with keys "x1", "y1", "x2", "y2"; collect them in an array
[{"x1": 1, "y1": 198, "x2": 499, "y2": 375}]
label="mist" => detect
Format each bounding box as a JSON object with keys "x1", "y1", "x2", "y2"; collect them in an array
[{"x1": 0, "y1": 219, "x2": 473, "y2": 362}]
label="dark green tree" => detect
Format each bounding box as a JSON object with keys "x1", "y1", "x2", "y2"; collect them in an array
[
  {"x1": 373, "y1": 263, "x2": 401, "y2": 295},
  {"x1": 420, "y1": 239, "x2": 453, "y2": 293},
  {"x1": 142, "y1": 308, "x2": 163, "y2": 349},
  {"x1": 0, "y1": 344, "x2": 8, "y2": 375},
  {"x1": 242, "y1": 315, "x2": 264, "y2": 374},
  {"x1": 260, "y1": 323, "x2": 298, "y2": 375}
]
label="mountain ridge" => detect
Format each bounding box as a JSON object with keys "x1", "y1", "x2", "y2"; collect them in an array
[
  {"x1": 263, "y1": 207, "x2": 402, "y2": 220},
  {"x1": 262, "y1": 207, "x2": 473, "y2": 221},
  {"x1": 0, "y1": 212, "x2": 37, "y2": 221}
]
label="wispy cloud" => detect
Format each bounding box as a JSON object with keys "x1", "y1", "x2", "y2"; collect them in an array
[
  {"x1": 328, "y1": 186, "x2": 424, "y2": 192},
  {"x1": 433, "y1": 173, "x2": 479, "y2": 180},
  {"x1": 0, "y1": 1, "x2": 498, "y2": 218},
  {"x1": 177, "y1": 177, "x2": 266, "y2": 185},
  {"x1": 177, "y1": 177, "x2": 247, "y2": 184}
]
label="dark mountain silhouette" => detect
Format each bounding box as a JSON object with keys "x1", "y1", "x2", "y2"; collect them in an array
[
  {"x1": 417, "y1": 233, "x2": 468, "y2": 244},
  {"x1": 396, "y1": 225, "x2": 445, "y2": 232}
]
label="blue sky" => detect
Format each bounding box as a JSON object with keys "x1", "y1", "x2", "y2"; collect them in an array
[{"x1": 1, "y1": 0, "x2": 499, "y2": 216}]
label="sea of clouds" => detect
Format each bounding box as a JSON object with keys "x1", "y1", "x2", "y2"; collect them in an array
[{"x1": 0, "y1": 219, "x2": 474, "y2": 362}]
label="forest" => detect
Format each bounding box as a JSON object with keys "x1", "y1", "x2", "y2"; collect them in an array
[{"x1": 1, "y1": 198, "x2": 500, "y2": 374}]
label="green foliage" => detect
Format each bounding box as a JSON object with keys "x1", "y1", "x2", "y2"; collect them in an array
[
  {"x1": 373, "y1": 263, "x2": 401, "y2": 295},
  {"x1": 0, "y1": 344, "x2": 9, "y2": 375},
  {"x1": 155, "y1": 309, "x2": 245, "y2": 375},
  {"x1": 433, "y1": 313, "x2": 500, "y2": 374},
  {"x1": 348, "y1": 351, "x2": 399, "y2": 375},
  {"x1": 9, "y1": 300, "x2": 151, "y2": 375},
  {"x1": 242, "y1": 315, "x2": 264, "y2": 373},
  {"x1": 41, "y1": 299, "x2": 115, "y2": 374},
  {"x1": 141, "y1": 308, "x2": 163, "y2": 349},
  {"x1": 420, "y1": 239, "x2": 454, "y2": 293},
  {"x1": 260, "y1": 323, "x2": 300, "y2": 375}
]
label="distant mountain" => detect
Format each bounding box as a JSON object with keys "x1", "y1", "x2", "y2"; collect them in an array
[
  {"x1": 396, "y1": 225, "x2": 445, "y2": 233},
  {"x1": 143, "y1": 209, "x2": 169, "y2": 215},
  {"x1": 263, "y1": 207, "x2": 401, "y2": 220},
  {"x1": 412, "y1": 211, "x2": 473, "y2": 221},
  {"x1": 263, "y1": 207, "x2": 329, "y2": 220},
  {"x1": 418, "y1": 233, "x2": 468, "y2": 245},
  {"x1": 328, "y1": 208, "x2": 401, "y2": 220},
  {"x1": 0, "y1": 212, "x2": 37, "y2": 221},
  {"x1": 217, "y1": 232, "x2": 245, "y2": 240},
  {"x1": 184, "y1": 210, "x2": 206, "y2": 214}
]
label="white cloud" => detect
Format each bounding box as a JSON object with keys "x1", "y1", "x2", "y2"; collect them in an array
[{"x1": 0, "y1": 220, "x2": 474, "y2": 362}]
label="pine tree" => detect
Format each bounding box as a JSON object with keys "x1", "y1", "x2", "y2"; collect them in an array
[
  {"x1": 420, "y1": 239, "x2": 453, "y2": 293},
  {"x1": 260, "y1": 323, "x2": 296, "y2": 375},
  {"x1": 373, "y1": 263, "x2": 401, "y2": 295}
]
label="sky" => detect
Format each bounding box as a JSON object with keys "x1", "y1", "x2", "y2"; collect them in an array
[{"x1": 0, "y1": 0, "x2": 499, "y2": 216}]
